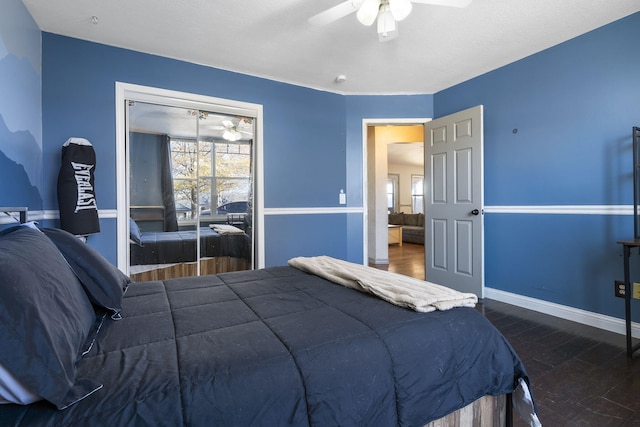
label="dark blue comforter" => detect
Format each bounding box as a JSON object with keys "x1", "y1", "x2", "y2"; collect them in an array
[{"x1": 1, "y1": 266, "x2": 527, "y2": 426}]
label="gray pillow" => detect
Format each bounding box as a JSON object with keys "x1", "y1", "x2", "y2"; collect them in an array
[
  {"x1": 129, "y1": 217, "x2": 143, "y2": 246},
  {"x1": 41, "y1": 227, "x2": 131, "y2": 320},
  {"x1": 404, "y1": 214, "x2": 419, "y2": 226},
  {"x1": 0, "y1": 226, "x2": 102, "y2": 409},
  {"x1": 388, "y1": 212, "x2": 404, "y2": 225}
]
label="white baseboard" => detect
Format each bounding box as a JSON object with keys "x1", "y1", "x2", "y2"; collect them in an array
[{"x1": 485, "y1": 287, "x2": 640, "y2": 339}]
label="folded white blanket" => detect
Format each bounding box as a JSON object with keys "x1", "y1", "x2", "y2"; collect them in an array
[
  {"x1": 209, "y1": 224, "x2": 244, "y2": 235},
  {"x1": 288, "y1": 256, "x2": 477, "y2": 313}
]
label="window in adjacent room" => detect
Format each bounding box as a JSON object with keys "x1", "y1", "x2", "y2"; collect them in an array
[
  {"x1": 387, "y1": 174, "x2": 399, "y2": 213},
  {"x1": 412, "y1": 174, "x2": 424, "y2": 214}
]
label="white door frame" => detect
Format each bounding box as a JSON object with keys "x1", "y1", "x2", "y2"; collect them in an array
[
  {"x1": 115, "y1": 82, "x2": 265, "y2": 273},
  {"x1": 361, "y1": 118, "x2": 431, "y2": 265}
]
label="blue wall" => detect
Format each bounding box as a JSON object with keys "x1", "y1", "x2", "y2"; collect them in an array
[
  {"x1": 0, "y1": 0, "x2": 42, "y2": 210},
  {"x1": 435, "y1": 12, "x2": 640, "y2": 321},
  {"x1": 267, "y1": 94, "x2": 436, "y2": 266},
  {"x1": 343, "y1": 95, "x2": 435, "y2": 263},
  {"x1": 42, "y1": 35, "x2": 348, "y2": 211},
  {"x1": 40, "y1": 34, "x2": 436, "y2": 267},
  {"x1": 41, "y1": 34, "x2": 355, "y2": 264}
]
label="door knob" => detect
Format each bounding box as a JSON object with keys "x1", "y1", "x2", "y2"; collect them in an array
[{"x1": 471, "y1": 209, "x2": 480, "y2": 216}]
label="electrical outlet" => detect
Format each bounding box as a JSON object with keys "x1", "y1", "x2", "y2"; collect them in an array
[
  {"x1": 634, "y1": 283, "x2": 640, "y2": 300},
  {"x1": 615, "y1": 280, "x2": 626, "y2": 298}
]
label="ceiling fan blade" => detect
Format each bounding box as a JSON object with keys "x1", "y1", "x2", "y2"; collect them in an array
[
  {"x1": 411, "y1": 0, "x2": 472, "y2": 8},
  {"x1": 309, "y1": 1, "x2": 362, "y2": 26},
  {"x1": 389, "y1": 0, "x2": 412, "y2": 21},
  {"x1": 357, "y1": 0, "x2": 381, "y2": 26}
]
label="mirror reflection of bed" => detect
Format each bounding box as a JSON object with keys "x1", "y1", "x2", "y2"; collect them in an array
[
  {"x1": 128, "y1": 208, "x2": 252, "y2": 282},
  {"x1": 128, "y1": 102, "x2": 255, "y2": 282}
]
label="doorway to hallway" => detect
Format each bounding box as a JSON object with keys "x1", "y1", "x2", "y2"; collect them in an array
[
  {"x1": 369, "y1": 242, "x2": 425, "y2": 280},
  {"x1": 364, "y1": 118, "x2": 428, "y2": 272}
]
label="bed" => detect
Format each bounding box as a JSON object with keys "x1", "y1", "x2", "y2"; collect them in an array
[
  {"x1": 0, "y1": 216, "x2": 539, "y2": 426},
  {"x1": 129, "y1": 220, "x2": 252, "y2": 281}
]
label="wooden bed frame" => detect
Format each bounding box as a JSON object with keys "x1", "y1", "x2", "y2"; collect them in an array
[{"x1": 424, "y1": 394, "x2": 511, "y2": 427}]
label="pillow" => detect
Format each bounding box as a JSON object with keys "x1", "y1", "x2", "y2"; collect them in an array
[
  {"x1": 41, "y1": 227, "x2": 131, "y2": 320},
  {"x1": 0, "y1": 226, "x2": 102, "y2": 409},
  {"x1": 388, "y1": 212, "x2": 404, "y2": 225},
  {"x1": 404, "y1": 213, "x2": 419, "y2": 226},
  {"x1": 129, "y1": 217, "x2": 143, "y2": 246}
]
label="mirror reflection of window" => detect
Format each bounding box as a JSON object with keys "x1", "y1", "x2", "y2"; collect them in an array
[
  {"x1": 169, "y1": 139, "x2": 252, "y2": 224},
  {"x1": 170, "y1": 138, "x2": 208, "y2": 223},
  {"x1": 213, "y1": 142, "x2": 252, "y2": 216}
]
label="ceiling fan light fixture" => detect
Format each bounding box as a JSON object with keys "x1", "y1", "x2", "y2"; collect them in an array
[
  {"x1": 389, "y1": 0, "x2": 412, "y2": 21},
  {"x1": 223, "y1": 129, "x2": 242, "y2": 142},
  {"x1": 377, "y1": 4, "x2": 398, "y2": 41},
  {"x1": 310, "y1": 0, "x2": 471, "y2": 42},
  {"x1": 357, "y1": 0, "x2": 381, "y2": 26}
]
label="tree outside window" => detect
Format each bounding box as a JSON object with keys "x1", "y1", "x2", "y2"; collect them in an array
[{"x1": 170, "y1": 139, "x2": 251, "y2": 222}]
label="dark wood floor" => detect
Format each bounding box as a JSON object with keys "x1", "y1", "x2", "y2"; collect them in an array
[{"x1": 371, "y1": 243, "x2": 640, "y2": 426}]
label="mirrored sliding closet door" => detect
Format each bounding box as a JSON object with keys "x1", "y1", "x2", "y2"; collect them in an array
[{"x1": 127, "y1": 101, "x2": 255, "y2": 282}]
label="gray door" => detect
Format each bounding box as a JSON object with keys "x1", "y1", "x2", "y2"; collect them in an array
[{"x1": 425, "y1": 106, "x2": 484, "y2": 296}]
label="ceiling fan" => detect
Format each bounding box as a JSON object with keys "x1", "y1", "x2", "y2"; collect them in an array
[
  {"x1": 210, "y1": 117, "x2": 253, "y2": 142},
  {"x1": 309, "y1": 0, "x2": 472, "y2": 41}
]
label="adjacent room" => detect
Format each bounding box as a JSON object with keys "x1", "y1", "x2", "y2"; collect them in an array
[{"x1": 1, "y1": 0, "x2": 640, "y2": 425}]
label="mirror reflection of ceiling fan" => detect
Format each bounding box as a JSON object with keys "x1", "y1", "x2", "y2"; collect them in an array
[
  {"x1": 211, "y1": 117, "x2": 254, "y2": 142},
  {"x1": 309, "y1": 0, "x2": 472, "y2": 42}
]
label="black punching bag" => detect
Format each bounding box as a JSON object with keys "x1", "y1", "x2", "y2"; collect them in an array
[{"x1": 57, "y1": 137, "x2": 100, "y2": 235}]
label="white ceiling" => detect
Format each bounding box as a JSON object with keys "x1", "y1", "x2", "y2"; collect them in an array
[{"x1": 22, "y1": 0, "x2": 640, "y2": 95}]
